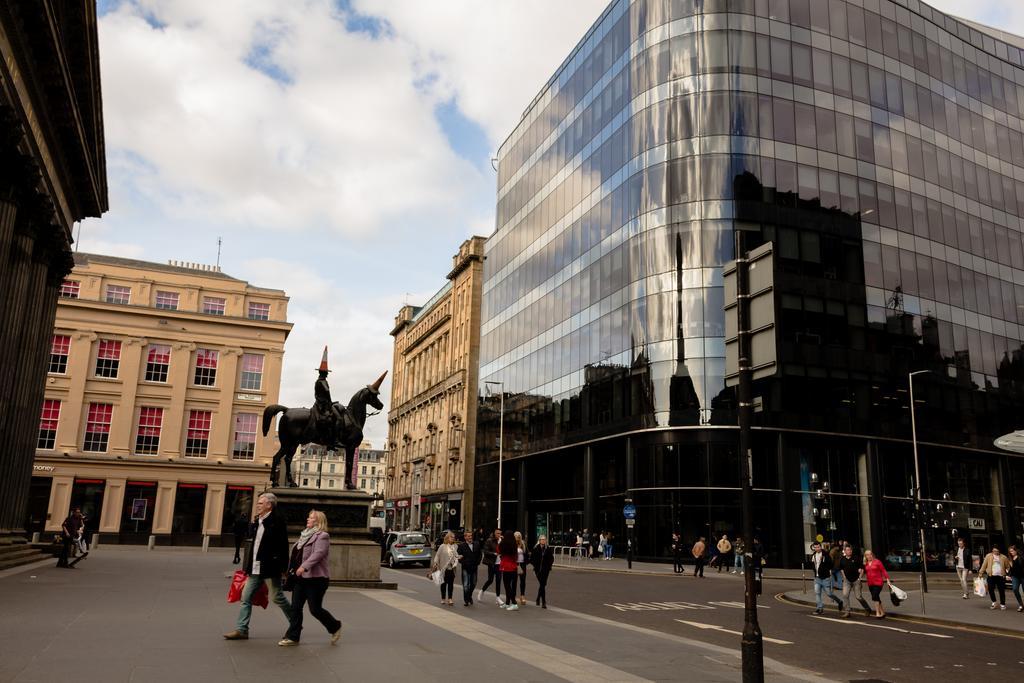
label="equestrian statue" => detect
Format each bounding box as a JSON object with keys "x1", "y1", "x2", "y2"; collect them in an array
[{"x1": 262, "y1": 347, "x2": 386, "y2": 488}]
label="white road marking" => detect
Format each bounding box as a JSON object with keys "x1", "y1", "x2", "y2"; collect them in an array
[
  {"x1": 708, "y1": 600, "x2": 769, "y2": 609},
  {"x1": 809, "y1": 615, "x2": 954, "y2": 639},
  {"x1": 364, "y1": 590, "x2": 653, "y2": 683},
  {"x1": 674, "y1": 619, "x2": 794, "y2": 645}
]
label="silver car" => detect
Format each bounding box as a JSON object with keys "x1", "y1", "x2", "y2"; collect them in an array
[{"x1": 382, "y1": 531, "x2": 432, "y2": 568}]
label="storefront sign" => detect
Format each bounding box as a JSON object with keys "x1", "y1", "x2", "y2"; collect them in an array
[
  {"x1": 385, "y1": 500, "x2": 394, "y2": 509},
  {"x1": 33, "y1": 465, "x2": 54, "y2": 472},
  {"x1": 235, "y1": 393, "x2": 262, "y2": 402},
  {"x1": 396, "y1": 499, "x2": 410, "y2": 508},
  {"x1": 131, "y1": 498, "x2": 148, "y2": 521},
  {"x1": 968, "y1": 517, "x2": 986, "y2": 530}
]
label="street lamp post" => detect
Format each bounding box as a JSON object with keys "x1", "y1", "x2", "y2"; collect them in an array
[
  {"x1": 485, "y1": 380, "x2": 505, "y2": 531},
  {"x1": 909, "y1": 369, "x2": 930, "y2": 610},
  {"x1": 734, "y1": 229, "x2": 764, "y2": 683}
]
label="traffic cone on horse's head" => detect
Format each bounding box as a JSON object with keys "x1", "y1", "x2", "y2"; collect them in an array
[{"x1": 318, "y1": 346, "x2": 330, "y2": 373}]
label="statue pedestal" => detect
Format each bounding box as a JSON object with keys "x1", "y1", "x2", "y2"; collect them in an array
[{"x1": 269, "y1": 488, "x2": 395, "y2": 589}]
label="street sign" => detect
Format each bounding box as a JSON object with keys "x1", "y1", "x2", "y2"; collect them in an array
[
  {"x1": 623, "y1": 504, "x2": 636, "y2": 520},
  {"x1": 724, "y1": 241, "x2": 777, "y2": 386}
]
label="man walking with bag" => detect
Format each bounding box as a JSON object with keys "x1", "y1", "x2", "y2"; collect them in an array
[{"x1": 224, "y1": 493, "x2": 291, "y2": 640}]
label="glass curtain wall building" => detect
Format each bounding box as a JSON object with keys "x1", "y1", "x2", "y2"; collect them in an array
[{"x1": 476, "y1": 0, "x2": 1024, "y2": 569}]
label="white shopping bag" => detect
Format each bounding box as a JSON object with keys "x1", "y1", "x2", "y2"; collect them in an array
[
  {"x1": 890, "y1": 584, "x2": 908, "y2": 601},
  {"x1": 973, "y1": 576, "x2": 988, "y2": 597},
  {"x1": 430, "y1": 569, "x2": 443, "y2": 585}
]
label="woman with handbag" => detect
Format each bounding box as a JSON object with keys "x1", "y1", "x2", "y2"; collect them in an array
[
  {"x1": 863, "y1": 550, "x2": 891, "y2": 618},
  {"x1": 431, "y1": 531, "x2": 459, "y2": 606},
  {"x1": 279, "y1": 510, "x2": 341, "y2": 647}
]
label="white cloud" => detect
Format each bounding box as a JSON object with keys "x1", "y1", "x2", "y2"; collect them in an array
[{"x1": 353, "y1": 0, "x2": 610, "y2": 145}]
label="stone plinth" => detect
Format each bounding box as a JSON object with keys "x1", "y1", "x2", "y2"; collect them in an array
[{"x1": 269, "y1": 488, "x2": 394, "y2": 589}]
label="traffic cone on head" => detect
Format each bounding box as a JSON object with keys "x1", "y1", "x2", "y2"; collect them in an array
[{"x1": 318, "y1": 346, "x2": 330, "y2": 373}]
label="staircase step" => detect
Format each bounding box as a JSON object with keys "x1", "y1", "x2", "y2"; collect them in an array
[{"x1": 0, "y1": 552, "x2": 50, "y2": 571}]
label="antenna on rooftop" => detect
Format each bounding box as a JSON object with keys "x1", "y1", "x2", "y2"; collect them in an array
[{"x1": 216, "y1": 236, "x2": 222, "y2": 268}]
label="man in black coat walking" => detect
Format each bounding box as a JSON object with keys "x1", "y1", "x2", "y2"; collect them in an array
[
  {"x1": 224, "y1": 492, "x2": 292, "y2": 639},
  {"x1": 530, "y1": 535, "x2": 555, "y2": 608},
  {"x1": 457, "y1": 530, "x2": 482, "y2": 606}
]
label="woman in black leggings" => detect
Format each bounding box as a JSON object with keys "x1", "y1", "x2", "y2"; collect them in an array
[{"x1": 499, "y1": 531, "x2": 519, "y2": 610}]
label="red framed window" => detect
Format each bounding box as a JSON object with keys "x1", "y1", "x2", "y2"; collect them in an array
[
  {"x1": 185, "y1": 409, "x2": 212, "y2": 456},
  {"x1": 95, "y1": 339, "x2": 122, "y2": 378},
  {"x1": 105, "y1": 284, "x2": 131, "y2": 304},
  {"x1": 59, "y1": 280, "x2": 80, "y2": 299},
  {"x1": 232, "y1": 413, "x2": 258, "y2": 460},
  {"x1": 38, "y1": 399, "x2": 61, "y2": 449},
  {"x1": 145, "y1": 344, "x2": 171, "y2": 382},
  {"x1": 84, "y1": 403, "x2": 113, "y2": 452},
  {"x1": 239, "y1": 353, "x2": 264, "y2": 390},
  {"x1": 49, "y1": 334, "x2": 71, "y2": 374},
  {"x1": 135, "y1": 407, "x2": 163, "y2": 455},
  {"x1": 155, "y1": 290, "x2": 179, "y2": 310},
  {"x1": 247, "y1": 302, "x2": 270, "y2": 320},
  {"x1": 194, "y1": 348, "x2": 218, "y2": 386},
  {"x1": 202, "y1": 296, "x2": 226, "y2": 315}
]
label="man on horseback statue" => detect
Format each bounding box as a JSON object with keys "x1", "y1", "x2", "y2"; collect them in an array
[{"x1": 263, "y1": 347, "x2": 386, "y2": 489}]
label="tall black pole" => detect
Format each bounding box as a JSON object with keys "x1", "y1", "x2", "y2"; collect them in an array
[{"x1": 735, "y1": 230, "x2": 764, "y2": 682}]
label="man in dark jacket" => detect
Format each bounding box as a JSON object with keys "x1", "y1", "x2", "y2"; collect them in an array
[
  {"x1": 477, "y1": 530, "x2": 501, "y2": 603},
  {"x1": 224, "y1": 493, "x2": 292, "y2": 640},
  {"x1": 56, "y1": 507, "x2": 83, "y2": 568},
  {"x1": 530, "y1": 535, "x2": 555, "y2": 608},
  {"x1": 232, "y1": 514, "x2": 249, "y2": 564},
  {"x1": 457, "y1": 531, "x2": 482, "y2": 606},
  {"x1": 671, "y1": 532, "x2": 685, "y2": 574}
]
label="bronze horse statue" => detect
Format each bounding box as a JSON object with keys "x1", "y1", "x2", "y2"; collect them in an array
[{"x1": 262, "y1": 372, "x2": 386, "y2": 488}]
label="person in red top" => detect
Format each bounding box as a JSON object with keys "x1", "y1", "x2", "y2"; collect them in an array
[
  {"x1": 498, "y1": 531, "x2": 520, "y2": 610},
  {"x1": 863, "y1": 550, "x2": 891, "y2": 618}
]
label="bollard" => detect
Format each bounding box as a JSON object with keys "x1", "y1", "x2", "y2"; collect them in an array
[
  {"x1": 92, "y1": 534, "x2": 100, "y2": 549},
  {"x1": 202, "y1": 535, "x2": 210, "y2": 553},
  {"x1": 148, "y1": 535, "x2": 156, "y2": 550},
  {"x1": 31, "y1": 532, "x2": 40, "y2": 544}
]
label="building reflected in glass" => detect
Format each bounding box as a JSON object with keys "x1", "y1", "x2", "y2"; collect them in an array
[{"x1": 476, "y1": 0, "x2": 1024, "y2": 568}]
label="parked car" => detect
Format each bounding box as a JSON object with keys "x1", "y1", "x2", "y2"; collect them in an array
[{"x1": 382, "y1": 531, "x2": 432, "y2": 568}]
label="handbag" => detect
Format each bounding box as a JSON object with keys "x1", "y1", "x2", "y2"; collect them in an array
[
  {"x1": 227, "y1": 570, "x2": 248, "y2": 603},
  {"x1": 430, "y1": 569, "x2": 443, "y2": 585},
  {"x1": 282, "y1": 543, "x2": 304, "y2": 592},
  {"x1": 974, "y1": 576, "x2": 988, "y2": 597}
]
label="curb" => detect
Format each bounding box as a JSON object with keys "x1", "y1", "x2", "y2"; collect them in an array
[{"x1": 776, "y1": 591, "x2": 1024, "y2": 639}]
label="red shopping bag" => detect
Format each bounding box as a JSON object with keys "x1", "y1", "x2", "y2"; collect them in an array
[
  {"x1": 227, "y1": 570, "x2": 247, "y2": 603},
  {"x1": 252, "y1": 581, "x2": 269, "y2": 609}
]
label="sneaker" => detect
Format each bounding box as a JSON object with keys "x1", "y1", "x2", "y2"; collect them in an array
[
  {"x1": 1017, "y1": 606, "x2": 1022, "y2": 612},
  {"x1": 506, "y1": 603, "x2": 519, "y2": 611},
  {"x1": 278, "y1": 638, "x2": 298, "y2": 647},
  {"x1": 330, "y1": 626, "x2": 342, "y2": 645},
  {"x1": 1001, "y1": 605, "x2": 1007, "y2": 610},
  {"x1": 475, "y1": 589, "x2": 482, "y2": 601},
  {"x1": 962, "y1": 594, "x2": 968, "y2": 599},
  {"x1": 496, "y1": 596, "x2": 503, "y2": 606},
  {"x1": 991, "y1": 603, "x2": 998, "y2": 609}
]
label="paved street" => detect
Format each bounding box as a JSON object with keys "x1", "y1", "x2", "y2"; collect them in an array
[{"x1": 0, "y1": 547, "x2": 814, "y2": 683}]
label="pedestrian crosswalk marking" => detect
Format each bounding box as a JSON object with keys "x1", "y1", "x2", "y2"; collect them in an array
[
  {"x1": 809, "y1": 614, "x2": 954, "y2": 638},
  {"x1": 674, "y1": 620, "x2": 793, "y2": 645}
]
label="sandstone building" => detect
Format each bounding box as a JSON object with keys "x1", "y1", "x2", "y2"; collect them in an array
[
  {"x1": 384, "y1": 237, "x2": 485, "y2": 535},
  {"x1": 28, "y1": 253, "x2": 291, "y2": 545}
]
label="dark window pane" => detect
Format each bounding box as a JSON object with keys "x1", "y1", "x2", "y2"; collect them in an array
[
  {"x1": 773, "y1": 98, "x2": 795, "y2": 143},
  {"x1": 795, "y1": 103, "x2": 816, "y2": 147},
  {"x1": 771, "y1": 38, "x2": 792, "y2": 81},
  {"x1": 792, "y1": 43, "x2": 812, "y2": 87},
  {"x1": 815, "y1": 107, "x2": 836, "y2": 152}
]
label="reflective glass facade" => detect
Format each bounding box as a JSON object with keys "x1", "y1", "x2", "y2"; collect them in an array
[{"x1": 477, "y1": 0, "x2": 1024, "y2": 567}]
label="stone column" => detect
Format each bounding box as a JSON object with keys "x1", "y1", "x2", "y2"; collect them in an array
[
  {"x1": 162, "y1": 343, "x2": 195, "y2": 458},
  {"x1": 204, "y1": 483, "x2": 226, "y2": 536},
  {"x1": 152, "y1": 480, "x2": 177, "y2": 535},
  {"x1": 46, "y1": 476, "x2": 74, "y2": 533},
  {"x1": 100, "y1": 478, "x2": 127, "y2": 534}
]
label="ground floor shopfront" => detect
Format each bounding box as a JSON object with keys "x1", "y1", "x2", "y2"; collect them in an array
[
  {"x1": 473, "y1": 428, "x2": 1024, "y2": 570},
  {"x1": 27, "y1": 456, "x2": 266, "y2": 546},
  {"x1": 386, "y1": 491, "x2": 464, "y2": 539}
]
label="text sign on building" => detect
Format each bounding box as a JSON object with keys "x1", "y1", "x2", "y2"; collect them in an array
[
  {"x1": 724, "y1": 241, "x2": 777, "y2": 386},
  {"x1": 968, "y1": 517, "x2": 986, "y2": 530}
]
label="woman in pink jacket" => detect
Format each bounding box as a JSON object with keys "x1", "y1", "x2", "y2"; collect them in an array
[{"x1": 279, "y1": 510, "x2": 341, "y2": 646}]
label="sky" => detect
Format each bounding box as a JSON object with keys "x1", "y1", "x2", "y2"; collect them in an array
[{"x1": 83, "y1": 0, "x2": 1024, "y2": 448}]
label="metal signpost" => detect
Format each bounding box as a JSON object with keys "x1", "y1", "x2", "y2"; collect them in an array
[{"x1": 624, "y1": 500, "x2": 636, "y2": 569}]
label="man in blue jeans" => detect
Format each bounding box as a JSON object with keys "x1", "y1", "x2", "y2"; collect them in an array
[
  {"x1": 457, "y1": 530, "x2": 481, "y2": 606},
  {"x1": 224, "y1": 492, "x2": 292, "y2": 639},
  {"x1": 810, "y1": 541, "x2": 843, "y2": 615}
]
